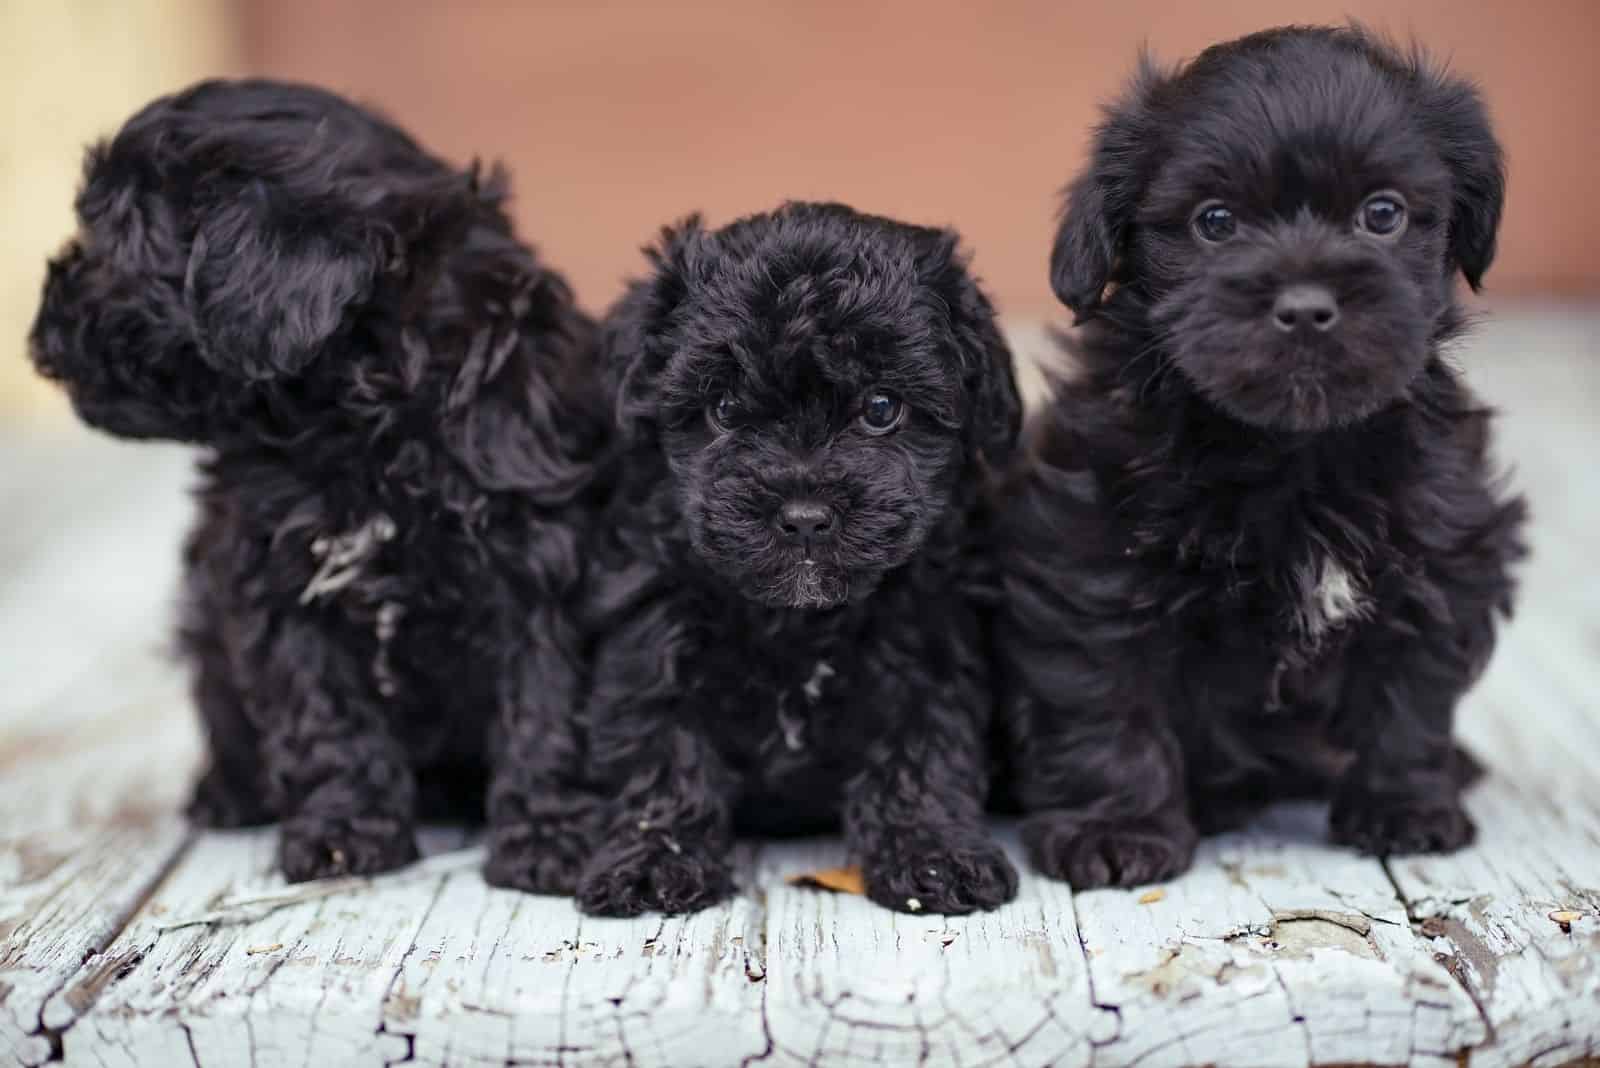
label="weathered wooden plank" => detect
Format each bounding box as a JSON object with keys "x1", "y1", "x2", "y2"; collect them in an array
[
  {"x1": 56, "y1": 830, "x2": 475, "y2": 1068},
  {"x1": 0, "y1": 435, "x2": 192, "y2": 602},
  {"x1": 0, "y1": 817, "x2": 191, "y2": 1067},
  {"x1": 0, "y1": 437, "x2": 192, "y2": 740},
  {"x1": 384, "y1": 844, "x2": 767, "y2": 1067},
  {"x1": 0, "y1": 705, "x2": 197, "y2": 1067},
  {"x1": 1387, "y1": 778, "x2": 1600, "y2": 1068},
  {"x1": 1071, "y1": 802, "x2": 1483, "y2": 1068},
  {"x1": 0, "y1": 435, "x2": 200, "y2": 1066},
  {"x1": 758, "y1": 834, "x2": 1106, "y2": 1068},
  {"x1": 1455, "y1": 319, "x2": 1600, "y2": 802},
  {"x1": 1464, "y1": 620, "x2": 1600, "y2": 804}
]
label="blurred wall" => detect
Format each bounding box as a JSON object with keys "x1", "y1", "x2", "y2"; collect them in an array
[
  {"x1": 240, "y1": 0, "x2": 1600, "y2": 318},
  {"x1": 5, "y1": 2, "x2": 1595, "y2": 423},
  {"x1": 1, "y1": 1, "x2": 239, "y2": 424}
]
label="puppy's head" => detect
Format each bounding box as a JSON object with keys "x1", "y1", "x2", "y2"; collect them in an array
[
  {"x1": 607, "y1": 202, "x2": 1020, "y2": 609},
  {"x1": 1051, "y1": 26, "x2": 1504, "y2": 432},
  {"x1": 31, "y1": 79, "x2": 479, "y2": 438}
]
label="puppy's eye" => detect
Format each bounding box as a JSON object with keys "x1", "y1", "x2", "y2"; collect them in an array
[
  {"x1": 706, "y1": 392, "x2": 739, "y2": 433},
  {"x1": 859, "y1": 391, "x2": 905, "y2": 434},
  {"x1": 1356, "y1": 192, "x2": 1408, "y2": 239},
  {"x1": 1191, "y1": 201, "x2": 1237, "y2": 244}
]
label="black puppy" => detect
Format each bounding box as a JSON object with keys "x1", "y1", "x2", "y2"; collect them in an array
[
  {"x1": 998, "y1": 26, "x2": 1526, "y2": 889},
  {"x1": 545, "y1": 202, "x2": 1023, "y2": 916},
  {"x1": 30, "y1": 80, "x2": 611, "y2": 887}
]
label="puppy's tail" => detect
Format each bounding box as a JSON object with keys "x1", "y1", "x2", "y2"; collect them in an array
[{"x1": 29, "y1": 78, "x2": 472, "y2": 442}]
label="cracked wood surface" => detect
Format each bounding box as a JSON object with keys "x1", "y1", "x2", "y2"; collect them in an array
[{"x1": 2, "y1": 309, "x2": 1597, "y2": 1067}]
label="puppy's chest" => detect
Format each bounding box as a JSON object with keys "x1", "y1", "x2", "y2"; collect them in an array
[
  {"x1": 1162, "y1": 532, "x2": 1379, "y2": 707},
  {"x1": 1283, "y1": 551, "x2": 1374, "y2": 650},
  {"x1": 705, "y1": 653, "x2": 862, "y2": 760}
]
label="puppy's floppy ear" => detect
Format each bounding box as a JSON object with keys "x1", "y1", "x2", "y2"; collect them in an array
[
  {"x1": 1410, "y1": 58, "x2": 1506, "y2": 290},
  {"x1": 603, "y1": 216, "x2": 703, "y2": 439},
  {"x1": 82, "y1": 79, "x2": 474, "y2": 381},
  {"x1": 182, "y1": 181, "x2": 386, "y2": 379},
  {"x1": 1050, "y1": 170, "x2": 1118, "y2": 316},
  {"x1": 1050, "y1": 53, "x2": 1169, "y2": 316},
  {"x1": 922, "y1": 230, "x2": 1023, "y2": 469},
  {"x1": 436, "y1": 180, "x2": 601, "y2": 503},
  {"x1": 177, "y1": 154, "x2": 475, "y2": 382}
]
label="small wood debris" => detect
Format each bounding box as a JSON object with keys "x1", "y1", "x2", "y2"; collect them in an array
[
  {"x1": 1549, "y1": 909, "x2": 1583, "y2": 933},
  {"x1": 1138, "y1": 888, "x2": 1166, "y2": 905},
  {"x1": 786, "y1": 866, "x2": 865, "y2": 896},
  {"x1": 246, "y1": 943, "x2": 284, "y2": 955}
]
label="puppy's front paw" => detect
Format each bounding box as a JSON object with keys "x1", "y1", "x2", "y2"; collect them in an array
[
  {"x1": 278, "y1": 813, "x2": 418, "y2": 882},
  {"x1": 484, "y1": 818, "x2": 595, "y2": 896},
  {"x1": 1022, "y1": 811, "x2": 1196, "y2": 890},
  {"x1": 576, "y1": 835, "x2": 734, "y2": 917},
  {"x1": 1330, "y1": 794, "x2": 1475, "y2": 856},
  {"x1": 862, "y1": 833, "x2": 1019, "y2": 915}
]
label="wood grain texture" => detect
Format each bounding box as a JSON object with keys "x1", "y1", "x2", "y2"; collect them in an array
[
  {"x1": 758, "y1": 836, "x2": 1108, "y2": 1068},
  {"x1": 0, "y1": 435, "x2": 200, "y2": 1066},
  {"x1": 1070, "y1": 803, "x2": 1485, "y2": 1068},
  {"x1": 0, "y1": 307, "x2": 1595, "y2": 1066}
]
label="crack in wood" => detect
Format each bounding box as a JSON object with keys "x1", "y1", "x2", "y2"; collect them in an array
[{"x1": 1382, "y1": 857, "x2": 1500, "y2": 1052}]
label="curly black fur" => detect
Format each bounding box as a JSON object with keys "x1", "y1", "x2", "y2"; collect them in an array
[
  {"x1": 29, "y1": 80, "x2": 612, "y2": 885},
  {"x1": 538, "y1": 203, "x2": 1025, "y2": 916},
  {"x1": 997, "y1": 27, "x2": 1527, "y2": 889}
]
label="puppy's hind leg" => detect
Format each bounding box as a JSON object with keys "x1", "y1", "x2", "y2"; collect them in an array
[
  {"x1": 1328, "y1": 630, "x2": 1485, "y2": 857},
  {"x1": 180, "y1": 539, "x2": 273, "y2": 828},
  {"x1": 1329, "y1": 497, "x2": 1522, "y2": 856},
  {"x1": 572, "y1": 717, "x2": 739, "y2": 917},
  {"x1": 1009, "y1": 688, "x2": 1196, "y2": 891},
  {"x1": 257, "y1": 615, "x2": 420, "y2": 882},
  {"x1": 570, "y1": 605, "x2": 740, "y2": 917},
  {"x1": 185, "y1": 654, "x2": 273, "y2": 829},
  {"x1": 484, "y1": 608, "x2": 603, "y2": 896}
]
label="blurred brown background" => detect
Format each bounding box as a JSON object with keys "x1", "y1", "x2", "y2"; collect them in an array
[{"x1": 6, "y1": 1, "x2": 1597, "y2": 421}]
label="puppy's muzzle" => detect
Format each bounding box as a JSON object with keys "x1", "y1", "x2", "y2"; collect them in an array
[{"x1": 1272, "y1": 283, "x2": 1340, "y2": 335}]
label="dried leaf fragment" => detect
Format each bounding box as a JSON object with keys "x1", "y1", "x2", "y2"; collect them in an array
[{"x1": 786, "y1": 866, "x2": 866, "y2": 896}]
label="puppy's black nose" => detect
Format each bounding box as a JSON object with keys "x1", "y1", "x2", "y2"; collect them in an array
[
  {"x1": 775, "y1": 500, "x2": 837, "y2": 542},
  {"x1": 1272, "y1": 284, "x2": 1340, "y2": 333}
]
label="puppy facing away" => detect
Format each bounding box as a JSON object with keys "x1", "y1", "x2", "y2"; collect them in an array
[
  {"x1": 997, "y1": 26, "x2": 1526, "y2": 889},
  {"x1": 537, "y1": 202, "x2": 1024, "y2": 916},
  {"x1": 30, "y1": 80, "x2": 612, "y2": 886}
]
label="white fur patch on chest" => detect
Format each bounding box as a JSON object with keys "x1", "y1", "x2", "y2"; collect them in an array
[
  {"x1": 301, "y1": 513, "x2": 396, "y2": 604},
  {"x1": 1291, "y1": 552, "x2": 1372, "y2": 646},
  {"x1": 802, "y1": 660, "x2": 836, "y2": 702},
  {"x1": 777, "y1": 660, "x2": 837, "y2": 752}
]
